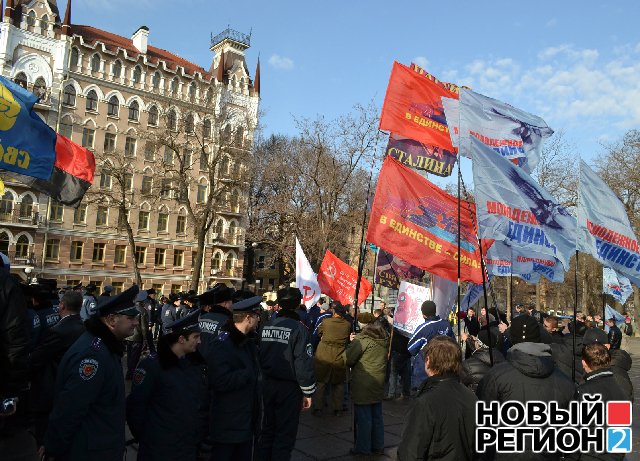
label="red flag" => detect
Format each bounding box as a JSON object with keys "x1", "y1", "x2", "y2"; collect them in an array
[
  {"x1": 379, "y1": 62, "x2": 458, "y2": 152},
  {"x1": 366, "y1": 156, "x2": 491, "y2": 284},
  {"x1": 316, "y1": 250, "x2": 372, "y2": 306}
]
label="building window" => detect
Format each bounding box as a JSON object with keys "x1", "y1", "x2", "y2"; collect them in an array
[
  {"x1": 124, "y1": 173, "x2": 133, "y2": 191},
  {"x1": 70, "y1": 241, "x2": 83, "y2": 262},
  {"x1": 132, "y1": 66, "x2": 142, "y2": 84},
  {"x1": 49, "y1": 201, "x2": 63, "y2": 221},
  {"x1": 171, "y1": 284, "x2": 181, "y2": 294},
  {"x1": 96, "y1": 206, "x2": 108, "y2": 226},
  {"x1": 107, "y1": 96, "x2": 119, "y2": 117},
  {"x1": 14, "y1": 73, "x2": 27, "y2": 89},
  {"x1": 163, "y1": 147, "x2": 173, "y2": 165},
  {"x1": 199, "y1": 151, "x2": 208, "y2": 171},
  {"x1": 71, "y1": 47, "x2": 79, "y2": 67},
  {"x1": 141, "y1": 176, "x2": 152, "y2": 194},
  {"x1": 92, "y1": 243, "x2": 106, "y2": 262},
  {"x1": 73, "y1": 204, "x2": 87, "y2": 224},
  {"x1": 33, "y1": 78, "x2": 46, "y2": 101},
  {"x1": 170, "y1": 78, "x2": 178, "y2": 93},
  {"x1": 112, "y1": 282, "x2": 124, "y2": 294},
  {"x1": 91, "y1": 54, "x2": 101, "y2": 72},
  {"x1": 203, "y1": 119, "x2": 212, "y2": 138},
  {"x1": 128, "y1": 101, "x2": 139, "y2": 121},
  {"x1": 212, "y1": 252, "x2": 222, "y2": 270},
  {"x1": 138, "y1": 210, "x2": 149, "y2": 230},
  {"x1": 160, "y1": 179, "x2": 171, "y2": 198},
  {"x1": 197, "y1": 184, "x2": 207, "y2": 204},
  {"x1": 114, "y1": 245, "x2": 126, "y2": 264},
  {"x1": 60, "y1": 118, "x2": 73, "y2": 139},
  {"x1": 157, "y1": 212, "x2": 168, "y2": 232},
  {"x1": 124, "y1": 137, "x2": 137, "y2": 157},
  {"x1": 81, "y1": 128, "x2": 95, "y2": 149},
  {"x1": 19, "y1": 195, "x2": 33, "y2": 218},
  {"x1": 185, "y1": 113, "x2": 194, "y2": 133},
  {"x1": 135, "y1": 246, "x2": 146, "y2": 265},
  {"x1": 176, "y1": 215, "x2": 186, "y2": 234},
  {"x1": 26, "y1": 11, "x2": 36, "y2": 27},
  {"x1": 214, "y1": 219, "x2": 224, "y2": 237},
  {"x1": 173, "y1": 249, "x2": 184, "y2": 267},
  {"x1": 226, "y1": 255, "x2": 236, "y2": 272},
  {"x1": 167, "y1": 110, "x2": 177, "y2": 131},
  {"x1": 183, "y1": 148, "x2": 192, "y2": 168},
  {"x1": 144, "y1": 142, "x2": 155, "y2": 160},
  {"x1": 148, "y1": 106, "x2": 158, "y2": 126},
  {"x1": 188, "y1": 82, "x2": 196, "y2": 100},
  {"x1": 45, "y1": 239, "x2": 60, "y2": 260},
  {"x1": 99, "y1": 170, "x2": 112, "y2": 189},
  {"x1": 62, "y1": 85, "x2": 76, "y2": 106},
  {"x1": 152, "y1": 283, "x2": 164, "y2": 295},
  {"x1": 152, "y1": 72, "x2": 160, "y2": 89},
  {"x1": 230, "y1": 190, "x2": 240, "y2": 211},
  {"x1": 103, "y1": 132, "x2": 116, "y2": 152},
  {"x1": 0, "y1": 193, "x2": 14, "y2": 217},
  {"x1": 15, "y1": 235, "x2": 29, "y2": 258},
  {"x1": 86, "y1": 90, "x2": 98, "y2": 111},
  {"x1": 112, "y1": 60, "x2": 122, "y2": 78},
  {"x1": 154, "y1": 248, "x2": 166, "y2": 267}
]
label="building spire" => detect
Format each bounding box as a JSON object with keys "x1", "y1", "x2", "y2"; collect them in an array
[
  {"x1": 216, "y1": 50, "x2": 225, "y2": 83},
  {"x1": 254, "y1": 57, "x2": 260, "y2": 95},
  {"x1": 62, "y1": 0, "x2": 71, "y2": 35}
]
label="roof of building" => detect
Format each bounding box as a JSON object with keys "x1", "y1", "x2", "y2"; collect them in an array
[{"x1": 71, "y1": 24, "x2": 213, "y2": 79}]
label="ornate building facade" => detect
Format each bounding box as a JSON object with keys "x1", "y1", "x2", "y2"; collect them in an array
[{"x1": 0, "y1": 0, "x2": 259, "y2": 294}]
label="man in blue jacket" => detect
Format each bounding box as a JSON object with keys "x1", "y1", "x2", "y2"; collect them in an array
[{"x1": 407, "y1": 300, "x2": 454, "y2": 389}]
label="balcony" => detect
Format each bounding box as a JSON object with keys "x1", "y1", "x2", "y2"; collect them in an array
[
  {"x1": 211, "y1": 28, "x2": 251, "y2": 49},
  {"x1": 211, "y1": 267, "x2": 243, "y2": 278},
  {"x1": 4, "y1": 251, "x2": 39, "y2": 268},
  {"x1": 212, "y1": 231, "x2": 242, "y2": 246},
  {"x1": 0, "y1": 208, "x2": 40, "y2": 227}
]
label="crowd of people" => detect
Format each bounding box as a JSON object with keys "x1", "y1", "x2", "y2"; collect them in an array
[{"x1": 0, "y1": 253, "x2": 636, "y2": 461}]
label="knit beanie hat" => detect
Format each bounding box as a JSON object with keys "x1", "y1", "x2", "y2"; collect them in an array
[{"x1": 510, "y1": 314, "x2": 541, "y2": 344}]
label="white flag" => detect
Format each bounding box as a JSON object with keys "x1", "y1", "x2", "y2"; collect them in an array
[{"x1": 296, "y1": 238, "x2": 321, "y2": 308}]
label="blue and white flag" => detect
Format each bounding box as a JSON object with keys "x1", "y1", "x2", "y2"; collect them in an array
[
  {"x1": 604, "y1": 304, "x2": 626, "y2": 333},
  {"x1": 460, "y1": 279, "x2": 487, "y2": 311},
  {"x1": 603, "y1": 266, "x2": 633, "y2": 305},
  {"x1": 471, "y1": 138, "x2": 576, "y2": 270},
  {"x1": 457, "y1": 89, "x2": 554, "y2": 173},
  {"x1": 578, "y1": 160, "x2": 640, "y2": 286},
  {"x1": 485, "y1": 240, "x2": 565, "y2": 283}
]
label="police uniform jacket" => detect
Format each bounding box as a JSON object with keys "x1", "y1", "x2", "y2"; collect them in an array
[
  {"x1": 260, "y1": 309, "x2": 316, "y2": 396},
  {"x1": 127, "y1": 343, "x2": 207, "y2": 461},
  {"x1": 80, "y1": 294, "x2": 98, "y2": 321},
  {"x1": 208, "y1": 321, "x2": 261, "y2": 444},
  {"x1": 198, "y1": 305, "x2": 232, "y2": 359},
  {"x1": 44, "y1": 317, "x2": 126, "y2": 461},
  {"x1": 161, "y1": 303, "x2": 176, "y2": 330}
]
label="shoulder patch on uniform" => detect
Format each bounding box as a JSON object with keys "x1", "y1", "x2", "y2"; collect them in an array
[
  {"x1": 79, "y1": 358, "x2": 99, "y2": 381},
  {"x1": 165, "y1": 310, "x2": 171, "y2": 316},
  {"x1": 306, "y1": 343, "x2": 313, "y2": 358},
  {"x1": 216, "y1": 331, "x2": 229, "y2": 342},
  {"x1": 132, "y1": 368, "x2": 146, "y2": 385},
  {"x1": 91, "y1": 337, "x2": 103, "y2": 350}
]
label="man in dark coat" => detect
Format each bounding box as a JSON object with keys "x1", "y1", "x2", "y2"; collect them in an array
[
  {"x1": 607, "y1": 318, "x2": 623, "y2": 350},
  {"x1": 44, "y1": 286, "x2": 140, "y2": 461},
  {"x1": 386, "y1": 326, "x2": 411, "y2": 400},
  {"x1": 463, "y1": 307, "x2": 480, "y2": 336},
  {"x1": 260, "y1": 288, "x2": 316, "y2": 461},
  {"x1": 575, "y1": 342, "x2": 628, "y2": 461},
  {"x1": 460, "y1": 327, "x2": 505, "y2": 392},
  {"x1": 477, "y1": 314, "x2": 575, "y2": 460},
  {"x1": 125, "y1": 292, "x2": 154, "y2": 380},
  {"x1": 397, "y1": 336, "x2": 477, "y2": 461},
  {"x1": 197, "y1": 284, "x2": 234, "y2": 360},
  {"x1": 543, "y1": 315, "x2": 564, "y2": 344},
  {"x1": 582, "y1": 327, "x2": 633, "y2": 401},
  {"x1": 551, "y1": 319, "x2": 587, "y2": 382},
  {"x1": 127, "y1": 309, "x2": 208, "y2": 461},
  {"x1": 0, "y1": 262, "x2": 34, "y2": 459},
  {"x1": 29, "y1": 291, "x2": 84, "y2": 448},
  {"x1": 207, "y1": 294, "x2": 262, "y2": 460}
]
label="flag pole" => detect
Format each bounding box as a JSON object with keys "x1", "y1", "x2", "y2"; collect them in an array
[
  {"x1": 573, "y1": 250, "x2": 579, "y2": 382},
  {"x1": 457, "y1": 152, "x2": 462, "y2": 344},
  {"x1": 477, "y1": 238, "x2": 494, "y2": 366},
  {"x1": 370, "y1": 247, "x2": 378, "y2": 313},
  {"x1": 353, "y1": 170, "x2": 374, "y2": 332},
  {"x1": 602, "y1": 286, "x2": 606, "y2": 331}
]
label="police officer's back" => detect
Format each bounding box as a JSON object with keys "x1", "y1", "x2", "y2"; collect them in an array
[
  {"x1": 127, "y1": 309, "x2": 207, "y2": 461},
  {"x1": 44, "y1": 286, "x2": 140, "y2": 461},
  {"x1": 79, "y1": 284, "x2": 99, "y2": 321},
  {"x1": 207, "y1": 294, "x2": 262, "y2": 460},
  {"x1": 260, "y1": 288, "x2": 316, "y2": 461},
  {"x1": 196, "y1": 284, "x2": 234, "y2": 360}
]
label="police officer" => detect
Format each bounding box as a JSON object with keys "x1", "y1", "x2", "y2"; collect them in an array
[
  {"x1": 127, "y1": 309, "x2": 208, "y2": 461},
  {"x1": 197, "y1": 284, "x2": 234, "y2": 359},
  {"x1": 260, "y1": 287, "x2": 316, "y2": 461},
  {"x1": 207, "y1": 293, "x2": 262, "y2": 460},
  {"x1": 44, "y1": 285, "x2": 140, "y2": 461},
  {"x1": 161, "y1": 293, "x2": 180, "y2": 331},
  {"x1": 80, "y1": 284, "x2": 98, "y2": 321}
]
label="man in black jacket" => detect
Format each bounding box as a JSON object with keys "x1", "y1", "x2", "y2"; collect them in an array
[
  {"x1": 477, "y1": 314, "x2": 575, "y2": 460},
  {"x1": 550, "y1": 319, "x2": 588, "y2": 382},
  {"x1": 127, "y1": 309, "x2": 207, "y2": 461},
  {"x1": 460, "y1": 327, "x2": 505, "y2": 392},
  {"x1": 207, "y1": 294, "x2": 262, "y2": 460},
  {"x1": 397, "y1": 336, "x2": 477, "y2": 461},
  {"x1": 197, "y1": 284, "x2": 234, "y2": 360},
  {"x1": 44, "y1": 286, "x2": 140, "y2": 461},
  {"x1": 0, "y1": 265, "x2": 34, "y2": 460},
  {"x1": 29, "y1": 291, "x2": 84, "y2": 449},
  {"x1": 607, "y1": 318, "x2": 623, "y2": 350},
  {"x1": 582, "y1": 327, "x2": 633, "y2": 401}
]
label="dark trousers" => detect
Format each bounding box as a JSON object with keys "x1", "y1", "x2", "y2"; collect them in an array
[
  {"x1": 260, "y1": 379, "x2": 302, "y2": 461},
  {"x1": 126, "y1": 341, "x2": 143, "y2": 379},
  {"x1": 388, "y1": 351, "x2": 411, "y2": 397},
  {"x1": 354, "y1": 403, "x2": 384, "y2": 454},
  {"x1": 210, "y1": 441, "x2": 253, "y2": 461}
]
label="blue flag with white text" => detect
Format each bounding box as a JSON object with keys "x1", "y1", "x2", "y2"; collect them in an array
[
  {"x1": 603, "y1": 266, "x2": 633, "y2": 305},
  {"x1": 578, "y1": 160, "x2": 640, "y2": 286},
  {"x1": 471, "y1": 138, "x2": 576, "y2": 271},
  {"x1": 485, "y1": 240, "x2": 565, "y2": 283}
]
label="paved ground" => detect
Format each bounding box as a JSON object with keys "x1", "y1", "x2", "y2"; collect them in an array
[{"x1": 293, "y1": 337, "x2": 640, "y2": 461}]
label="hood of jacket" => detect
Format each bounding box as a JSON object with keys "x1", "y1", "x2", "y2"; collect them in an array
[
  {"x1": 610, "y1": 348, "x2": 632, "y2": 371},
  {"x1": 360, "y1": 322, "x2": 390, "y2": 341},
  {"x1": 507, "y1": 342, "x2": 555, "y2": 379}
]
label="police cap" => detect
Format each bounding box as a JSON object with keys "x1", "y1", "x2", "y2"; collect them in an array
[
  {"x1": 277, "y1": 287, "x2": 302, "y2": 309},
  {"x1": 232, "y1": 295, "x2": 263, "y2": 312},
  {"x1": 97, "y1": 285, "x2": 140, "y2": 316},
  {"x1": 196, "y1": 283, "x2": 235, "y2": 306},
  {"x1": 164, "y1": 308, "x2": 201, "y2": 334}
]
